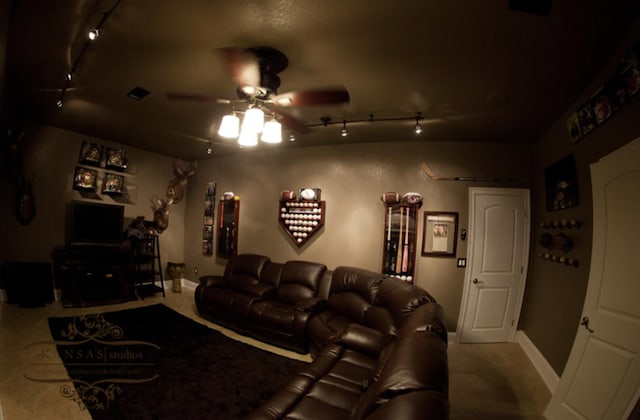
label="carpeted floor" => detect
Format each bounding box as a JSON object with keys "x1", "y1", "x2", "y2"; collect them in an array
[{"x1": 47, "y1": 304, "x2": 307, "y2": 420}]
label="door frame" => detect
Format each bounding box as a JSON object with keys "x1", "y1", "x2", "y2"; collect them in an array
[{"x1": 455, "y1": 187, "x2": 531, "y2": 343}]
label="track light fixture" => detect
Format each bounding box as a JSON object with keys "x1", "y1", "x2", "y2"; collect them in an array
[
  {"x1": 88, "y1": 28, "x2": 101, "y2": 40},
  {"x1": 206, "y1": 142, "x2": 213, "y2": 155},
  {"x1": 340, "y1": 120, "x2": 348, "y2": 137},
  {"x1": 56, "y1": 0, "x2": 122, "y2": 109},
  {"x1": 414, "y1": 112, "x2": 423, "y2": 134}
]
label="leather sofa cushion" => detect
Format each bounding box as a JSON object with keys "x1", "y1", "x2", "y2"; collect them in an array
[
  {"x1": 333, "y1": 323, "x2": 394, "y2": 357},
  {"x1": 250, "y1": 300, "x2": 296, "y2": 330},
  {"x1": 350, "y1": 330, "x2": 448, "y2": 419},
  {"x1": 277, "y1": 261, "x2": 327, "y2": 304},
  {"x1": 224, "y1": 254, "x2": 270, "y2": 291},
  {"x1": 374, "y1": 277, "x2": 436, "y2": 326}
]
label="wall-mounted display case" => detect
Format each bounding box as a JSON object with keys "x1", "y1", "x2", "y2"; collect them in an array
[
  {"x1": 279, "y1": 200, "x2": 325, "y2": 247},
  {"x1": 218, "y1": 199, "x2": 239, "y2": 257},
  {"x1": 381, "y1": 203, "x2": 419, "y2": 283}
]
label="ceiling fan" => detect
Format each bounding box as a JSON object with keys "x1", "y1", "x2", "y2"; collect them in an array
[{"x1": 166, "y1": 46, "x2": 350, "y2": 135}]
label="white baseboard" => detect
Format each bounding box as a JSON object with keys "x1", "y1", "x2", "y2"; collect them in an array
[{"x1": 515, "y1": 330, "x2": 559, "y2": 393}]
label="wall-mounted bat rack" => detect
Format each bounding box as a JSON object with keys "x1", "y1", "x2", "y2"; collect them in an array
[{"x1": 381, "y1": 203, "x2": 420, "y2": 283}]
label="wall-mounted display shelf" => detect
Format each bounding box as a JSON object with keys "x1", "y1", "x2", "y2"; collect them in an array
[
  {"x1": 381, "y1": 203, "x2": 419, "y2": 283},
  {"x1": 279, "y1": 200, "x2": 325, "y2": 247}
]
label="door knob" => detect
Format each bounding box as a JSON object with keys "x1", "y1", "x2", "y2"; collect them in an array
[
  {"x1": 581, "y1": 316, "x2": 595, "y2": 333},
  {"x1": 472, "y1": 278, "x2": 480, "y2": 284}
]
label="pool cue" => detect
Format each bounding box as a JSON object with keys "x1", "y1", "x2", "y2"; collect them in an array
[
  {"x1": 401, "y1": 207, "x2": 410, "y2": 273},
  {"x1": 395, "y1": 207, "x2": 403, "y2": 273}
]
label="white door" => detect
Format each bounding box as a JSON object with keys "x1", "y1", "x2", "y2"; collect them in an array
[
  {"x1": 545, "y1": 139, "x2": 640, "y2": 420},
  {"x1": 458, "y1": 188, "x2": 530, "y2": 343}
]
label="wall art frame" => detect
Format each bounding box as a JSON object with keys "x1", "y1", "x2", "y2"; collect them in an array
[
  {"x1": 422, "y1": 211, "x2": 458, "y2": 257},
  {"x1": 78, "y1": 141, "x2": 103, "y2": 167},
  {"x1": 105, "y1": 147, "x2": 128, "y2": 171},
  {"x1": 102, "y1": 172, "x2": 125, "y2": 195},
  {"x1": 73, "y1": 166, "x2": 98, "y2": 191},
  {"x1": 544, "y1": 154, "x2": 579, "y2": 211}
]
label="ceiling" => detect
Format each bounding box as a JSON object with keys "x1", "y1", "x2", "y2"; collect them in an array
[{"x1": 6, "y1": 0, "x2": 640, "y2": 160}]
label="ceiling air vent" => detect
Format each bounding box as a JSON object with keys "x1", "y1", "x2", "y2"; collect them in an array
[
  {"x1": 127, "y1": 86, "x2": 151, "y2": 101},
  {"x1": 509, "y1": 0, "x2": 552, "y2": 16}
]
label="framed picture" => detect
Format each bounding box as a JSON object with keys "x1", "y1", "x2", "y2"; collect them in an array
[
  {"x1": 78, "y1": 141, "x2": 103, "y2": 166},
  {"x1": 73, "y1": 166, "x2": 98, "y2": 191},
  {"x1": 545, "y1": 154, "x2": 579, "y2": 211},
  {"x1": 422, "y1": 212, "x2": 458, "y2": 257},
  {"x1": 102, "y1": 173, "x2": 125, "y2": 195},
  {"x1": 105, "y1": 147, "x2": 128, "y2": 171}
]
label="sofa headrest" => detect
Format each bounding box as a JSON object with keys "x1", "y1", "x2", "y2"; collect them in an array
[
  {"x1": 224, "y1": 254, "x2": 270, "y2": 289},
  {"x1": 374, "y1": 277, "x2": 436, "y2": 325},
  {"x1": 277, "y1": 260, "x2": 327, "y2": 303},
  {"x1": 261, "y1": 262, "x2": 283, "y2": 287},
  {"x1": 331, "y1": 266, "x2": 384, "y2": 303}
]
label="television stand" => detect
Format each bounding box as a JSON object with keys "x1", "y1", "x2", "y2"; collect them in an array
[{"x1": 52, "y1": 246, "x2": 136, "y2": 307}]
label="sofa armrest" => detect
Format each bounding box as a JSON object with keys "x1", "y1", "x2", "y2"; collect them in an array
[
  {"x1": 295, "y1": 297, "x2": 327, "y2": 313},
  {"x1": 332, "y1": 323, "x2": 394, "y2": 357},
  {"x1": 243, "y1": 283, "x2": 276, "y2": 297},
  {"x1": 199, "y1": 275, "x2": 227, "y2": 288}
]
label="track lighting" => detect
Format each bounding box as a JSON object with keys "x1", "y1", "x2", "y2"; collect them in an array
[
  {"x1": 414, "y1": 112, "x2": 423, "y2": 134},
  {"x1": 56, "y1": 0, "x2": 122, "y2": 109},
  {"x1": 289, "y1": 133, "x2": 296, "y2": 142},
  {"x1": 340, "y1": 120, "x2": 348, "y2": 137},
  {"x1": 206, "y1": 142, "x2": 213, "y2": 155},
  {"x1": 88, "y1": 28, "x2": 101, "y2": 40}
]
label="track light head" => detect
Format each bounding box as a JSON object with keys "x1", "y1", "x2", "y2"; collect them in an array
[
  {"x1": 414, "y1": 112, "x2": 423, "y2": 134},
  {"x1": 56, "y1": 99, "x2": 63, "y2": 109},
  {"x1": 340, "y1": 120, "x2": 348, "y2": 137},
  {"x1": 88, "y1": 28, "x2": 101, "y2": 40}
]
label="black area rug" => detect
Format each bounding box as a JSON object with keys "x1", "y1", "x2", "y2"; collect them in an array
[{"x1": 48, "y1": 304, "x2": 307, "y2": 420}]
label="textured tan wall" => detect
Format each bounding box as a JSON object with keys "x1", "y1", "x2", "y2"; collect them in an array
[
  {"x1": 519, "y1": 18, "x2": 640, "y2": 375},
  {"x1": 0, "y1": 125, "x2": 186, "y2": 270},
  {"x1": 184, "y1": 140, "x2": 531, "y2": 331}
]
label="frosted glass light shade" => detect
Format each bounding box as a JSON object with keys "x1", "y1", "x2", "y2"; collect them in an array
[
  {"x1": 218, "y1": 114, "x2": 240, "y2": 138},
  {"x1": 261, "y1": 120, "x2": 282, "y2": 143},
  {"x1": 238, "y1": 128, "x2": 258, "y2": 146},
  {"x1": 242, "y1": 107, "x2": 264, "y2": 133}
]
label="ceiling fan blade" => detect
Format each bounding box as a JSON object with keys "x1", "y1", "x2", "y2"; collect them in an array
[
  {"x1": 276, "y1": 111, "x2": 311, "y2": 134},
  {"x1": 271, "y1": 88, "x2": 350, "y2": 107},
  {"x1": 219, "y1": 47, "x2": 260, "y2": 88},
  {"x1": 166, "y1": 92, "x2": 232, "y2": 104}
]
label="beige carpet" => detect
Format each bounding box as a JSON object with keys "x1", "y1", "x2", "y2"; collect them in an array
[
  {"x1": 449, "y1": 341, "x2": 551, "y2": 419},
  {"x1": 0, "y1": 287, "x2": 550, "y2": 419}
]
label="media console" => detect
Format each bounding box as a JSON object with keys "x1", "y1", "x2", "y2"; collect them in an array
[{"x1": 52, "y1": 246, "x2": 136, "y2": 307}]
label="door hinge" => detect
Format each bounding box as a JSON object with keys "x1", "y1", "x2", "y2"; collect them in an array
[{"x1": 511, "y1": 319, "x2": 515, "y2": 326}]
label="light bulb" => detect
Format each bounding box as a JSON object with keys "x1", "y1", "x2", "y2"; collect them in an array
[
  {"x1": 218, "y1": 114, "x2": 240, "y2": 138},
  {"x1": 261, "y1": 120, "x2": 282, "y2": 143},
  {"x1": 242, "y1": 107, "x2": 264, "y2": 134}
]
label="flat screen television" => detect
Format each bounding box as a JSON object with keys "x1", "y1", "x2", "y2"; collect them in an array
[{"x1": 67, "y1": 200, "x2": 125, "y2": 247}]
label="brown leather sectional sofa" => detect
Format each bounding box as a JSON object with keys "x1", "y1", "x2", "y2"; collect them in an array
[{"x1": 194, "y1": 254, "x2": 449, "y2": 419}]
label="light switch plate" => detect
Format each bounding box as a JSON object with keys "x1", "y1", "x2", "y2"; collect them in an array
[{"x1": 457, "y1": 258, "x2": 467, "y2": 268}]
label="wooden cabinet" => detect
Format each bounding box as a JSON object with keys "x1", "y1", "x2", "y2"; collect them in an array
[
  {"x1": 381, "y1": 204, "x2": 419, "y2": 283},
  {"x1": 218, "y1": 199, "x2": 239, "y2": 257},
  {"x1": 52, "y1": 246, "x2": 135, "y2": 307}
]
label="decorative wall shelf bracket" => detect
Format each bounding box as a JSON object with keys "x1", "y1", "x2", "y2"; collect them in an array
[{"x1": 279, "y1": 200, "x2": 325, "y2": 247}]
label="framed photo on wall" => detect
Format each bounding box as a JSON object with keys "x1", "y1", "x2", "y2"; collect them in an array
[
  {"x1": 544, "y1": 154, "x2": 579, "y2": 211},
  {"x1": 102, "y1": 173, "x2": 125, "y2": 195},
  {"x1": 422, "y1": 212, "x2": 458, "y2": 257},
  {"x1": 73, "y1": 166, "x2": 98, "y2": 191},
  {"x1": 105, "y1": 147, "x2": 128, "y2": 171},
  {"x1": 78, "y1": 142, "x2": 103, "y2": 166}
]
